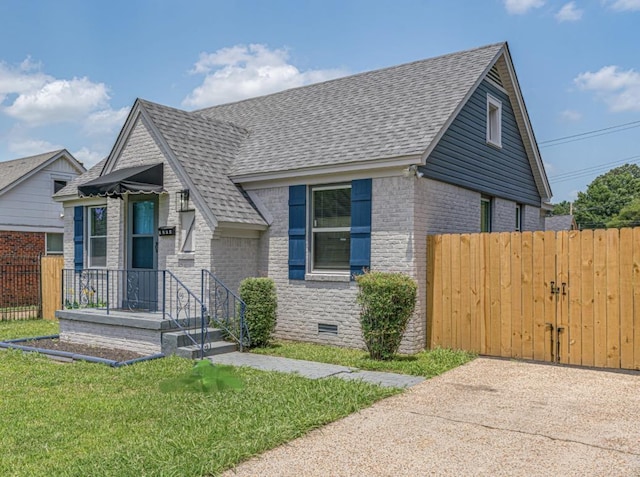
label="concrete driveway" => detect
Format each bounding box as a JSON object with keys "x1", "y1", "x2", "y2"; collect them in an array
[{"x1": 224, "y1": 358, "x2": 640, "y2": 476}]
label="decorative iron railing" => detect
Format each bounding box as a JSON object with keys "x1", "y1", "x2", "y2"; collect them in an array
[
  {"x1": 61, "y1": 269, "x2": 208, "y2": 358},
  {"x1": 201, "y1": 269, "x2": 249, "y2": 351}
]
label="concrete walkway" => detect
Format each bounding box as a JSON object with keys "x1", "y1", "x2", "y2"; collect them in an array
[
  {"x1": 208, "y1": 352, "x2": 425, "y2": 388},
  {"x1": 223, "y1": 358, "x2": 640, "y2": 476}
]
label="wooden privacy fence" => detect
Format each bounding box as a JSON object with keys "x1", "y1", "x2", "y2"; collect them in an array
[
  {"x1": 427, "y1": 228, "x2": 640, "y2": 371},
  {"x1": 41, "y1": 256, "x2": 64, "y2": 320}
]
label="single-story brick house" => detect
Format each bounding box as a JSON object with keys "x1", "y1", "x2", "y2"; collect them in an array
[{"x1": 55, "y1": 42, "x2": 551, "y2": 353}]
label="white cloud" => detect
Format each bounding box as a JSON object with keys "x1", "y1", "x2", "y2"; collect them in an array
[
  {"x1": 555, "y1": 2, "x2": 584, "y2": 21},
  {"x1": 560, "y1": 109, "x2": 582, "y2": 121},
  {"x1": 604, "y1": 0, "x2": 640, "y2": 11},
  {"x1": 4, "y1": 77, "x2": 109, "y2": 125},
  {"x1": 183, "y1": 44, "x2": 347, "y2": 108},
  {"x1": 575, "y1": 66, "x2": 640, "y2": 112},
  {"x1": 83, "y1": 106, "x2": 130, "y2": 136},
  {"x1": 0, "y1": 59, "x2": 51, "y2": 103},
  {"x1": 8, "y1": 137, "x2": 63, "y2": 156},
  {"x1": 504, "y1": 0, "x2": 545, "y2": 14},
  {"x1": 73, "y1": 146, "x2": 105, "y2": 167}
]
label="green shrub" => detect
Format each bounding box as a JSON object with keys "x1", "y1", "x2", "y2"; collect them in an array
[
  {"x1": 239, "y1": 277, "x2": 277, "y2": 348},
  {"x1": 355, "y1": 271, "x2": 417, "y2": 360}
]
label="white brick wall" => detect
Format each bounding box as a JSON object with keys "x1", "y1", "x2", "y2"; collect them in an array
[
  {"x1": 422, "y1": 178, "x2": 481, "y2": 234},
  {"x1": 210, "y1": 234, "x2": 259, "y2": 294},
  {"x1": 252, "y1": 175, "x2": 429, "y2": 352},
  {"x1": 523, "y1": 204, "x2": 544, "y2": 231},
  {"x1": 493, "y1": 197, "x2": 515, "y2": 232}
]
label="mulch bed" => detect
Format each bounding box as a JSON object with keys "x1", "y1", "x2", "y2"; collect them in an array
[{"x1": 16, "y1": 338, "x2": 146, "y2": 362}]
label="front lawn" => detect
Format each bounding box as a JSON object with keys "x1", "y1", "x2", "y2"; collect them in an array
[
  {"x1": 252, "y1": 340, "x2": 475, "y2": 377},
  {"x1": 0, "y1": 322, "x2": 397, "y2": 476},
  {"x1": 0, "y1": 318, "x2": 59, "y2": 340}
]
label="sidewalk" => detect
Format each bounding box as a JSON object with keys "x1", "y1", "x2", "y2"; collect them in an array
[{"x1": 208, "y1": 352, "x2": 425, "y2": 388}]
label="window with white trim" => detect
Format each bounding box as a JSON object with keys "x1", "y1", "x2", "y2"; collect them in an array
[
  {"x1": 486, "y1": 94, "x2": 502, "y2": 148},
  {"x1": 46, "y1": 233, "x2": 63, "y2": 255},
  {"x1": 311, "y1": 184, "x2": 351, "y2": 271},
  {"x1": 88, "y1": 206, "x2": 107, "y2": 267},
  {"x1": 481, "y1": 197, "x2": 492, "y2": 233}
]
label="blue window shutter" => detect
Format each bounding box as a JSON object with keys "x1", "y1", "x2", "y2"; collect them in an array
[
  {"x1": 74, "y1": 206, "x2": 84, "y2": 271},
  {"x1": 350, "y1": 179, "x2": 372, "y2": 277},
  {"x1": 288, "y1": 185, "x2": 306, "y2": 280}
]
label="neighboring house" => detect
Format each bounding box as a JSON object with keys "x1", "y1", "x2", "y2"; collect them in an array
[
  {"x1": 0, "y1": 150, "x2": 85, "y2": 257},
  {"x1": 545, "y1": 214, "x2": 578, "y2": 231},
  {"x1": 55, "y1": 42, "x2": 551, "y2": 353}
]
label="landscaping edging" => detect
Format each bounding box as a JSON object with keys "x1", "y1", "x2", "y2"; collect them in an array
[{"x1": 0, "y1": 335, "x2": 165, "y2": 367}]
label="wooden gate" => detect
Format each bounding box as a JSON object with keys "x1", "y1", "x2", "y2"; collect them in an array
[
  {"x1": 41, "y1": 255, "x2": 64, "y2": 320},
  {"x1": 426, "y1": 228, "x2": 640, "y2": 370}
]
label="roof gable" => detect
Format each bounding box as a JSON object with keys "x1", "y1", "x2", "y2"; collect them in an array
[
  {"x1": 138, "y1": 100, "x2": 265, "y2": 226},
  {"x1": 0, "y1": 150, "x2": 85, "y2": 197}
]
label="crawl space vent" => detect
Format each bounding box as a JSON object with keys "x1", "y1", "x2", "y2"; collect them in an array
[{"x1": 318, "y1": 323, "x2": 338, "y2": 335}]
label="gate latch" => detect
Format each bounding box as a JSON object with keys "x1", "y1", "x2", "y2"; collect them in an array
[{"x1": 550, "y1": 281, "x2": 561, "y2": 295}]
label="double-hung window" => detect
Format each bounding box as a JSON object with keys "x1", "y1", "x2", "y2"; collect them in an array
[
  {"x1": 311, "y1": 184, "x2": 351, "y2": 271},
  {"x1": 88, "y1": 206, "x2": 107, "y2": 267},
  {"x1": 486, "y1": 94, "x2": 502, "y2": 148}
]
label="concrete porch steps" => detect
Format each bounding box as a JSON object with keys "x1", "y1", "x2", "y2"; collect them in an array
[
  {"x1": 162, "y1": 326, "x2": 238, "y2": 358},
  {"x1": 174, "y1": 341, "x2": 238, "y2": 359},
  {"x1": 56, "y1": 309, "x2": 240, "y2": 358}
]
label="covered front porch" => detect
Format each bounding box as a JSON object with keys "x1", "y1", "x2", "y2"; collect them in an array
[{"x1": 55, "y1": 268, "x2": 247, "y2": 358}]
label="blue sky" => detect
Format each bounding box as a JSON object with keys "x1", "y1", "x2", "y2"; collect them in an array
[{"x1": 0, "y1": 0, "x2": 638, "y2": 202}]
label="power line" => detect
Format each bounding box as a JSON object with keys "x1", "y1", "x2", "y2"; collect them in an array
[
  {"x1": 539, "y1": 119, "x2": 640, "y2": 147},
  {"x1": 549, "y1": 154, "x2": 640, "y2": 184}
]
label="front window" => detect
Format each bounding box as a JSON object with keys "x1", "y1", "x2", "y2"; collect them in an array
[
  {"x1": 88, "y1": 206, "x2": 107, "y2": 267},
  {"x1": 46, "y1": 233, "x2": 63, "y2": 255},
  {"x1": 311, "y1": 185, "x2": 351, "y2": 271},
  {"x1": 481, "y1": 198, "x2": 492, "y2": 233}
]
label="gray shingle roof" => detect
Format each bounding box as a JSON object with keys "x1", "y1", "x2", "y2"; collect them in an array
[
  {"x1": 139, "y1": 100, "x2": 266, "y2": 226},
  {"x1": 545, "y1": 215, "x2": 577, "y2": 231},
  {"x1": 0, "y1": 150, "x2": 65, "y2": 194},
  {"x1": 197, "y1": 43, "x2": 504, "y2": 177}
]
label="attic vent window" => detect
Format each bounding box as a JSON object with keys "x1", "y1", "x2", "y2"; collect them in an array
[
  {"x1": 53, "y1": 180, "x2": 67, "y2": 193},
  {"x1": 486, "y1": 94, "x2": 502, "y2": 148},
  {"x1": 318, "y1": 323, "x2": 338, "y2": 335},
  {"x1": 487, "y1": 64, "x2": 503, "y2": 87}
]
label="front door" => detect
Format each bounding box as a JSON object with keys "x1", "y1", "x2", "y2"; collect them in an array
[{"x1": 126, "y1": 196, "x2": 158, "y2": 311}]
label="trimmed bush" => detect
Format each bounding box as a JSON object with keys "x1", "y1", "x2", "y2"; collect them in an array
[
  {"x1": 239, "y1": 277, "x2": 277, "y2": 348},
  {"x1": 355, "y1": 271, "x2": 417, "y2": 360}
]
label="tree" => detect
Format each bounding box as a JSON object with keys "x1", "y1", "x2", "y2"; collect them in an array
[
  {"x1": 573, "y1": 164, "x2": 640, "y2": 229},
  {"x1": 607, "y1": 197, "x2": 640, "y2": 228},
  {"x1": 550, "y1": 200, "x2": 571, "y2": 216}
]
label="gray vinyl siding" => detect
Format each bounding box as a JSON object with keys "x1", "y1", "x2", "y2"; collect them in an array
[{"x1": 421, "y1": 79, "x2": 541, "y2": 206}]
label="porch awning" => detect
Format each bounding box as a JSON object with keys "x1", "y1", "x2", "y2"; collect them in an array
[{"x1": 78, "y1": 163, "x2": 164, "y2": 198}]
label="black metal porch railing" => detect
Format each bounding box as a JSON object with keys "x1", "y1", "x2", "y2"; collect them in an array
[
  {"x1": 201, "y1": 269, "x2": 249, "y2": 351},
  {"x1": 61, "y1": 269, "x2": 208, "y2": 358}
]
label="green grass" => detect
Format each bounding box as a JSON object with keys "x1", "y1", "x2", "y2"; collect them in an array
[
  {"x1": 0, "y1": 318, "x2": 59, "y2": 340},
  {"x1": 0, "y1": 322, "x2": 398, "y2": 477},
  {"x1": 252, "y1": 340, "x2": 475, "y2": 378}
]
